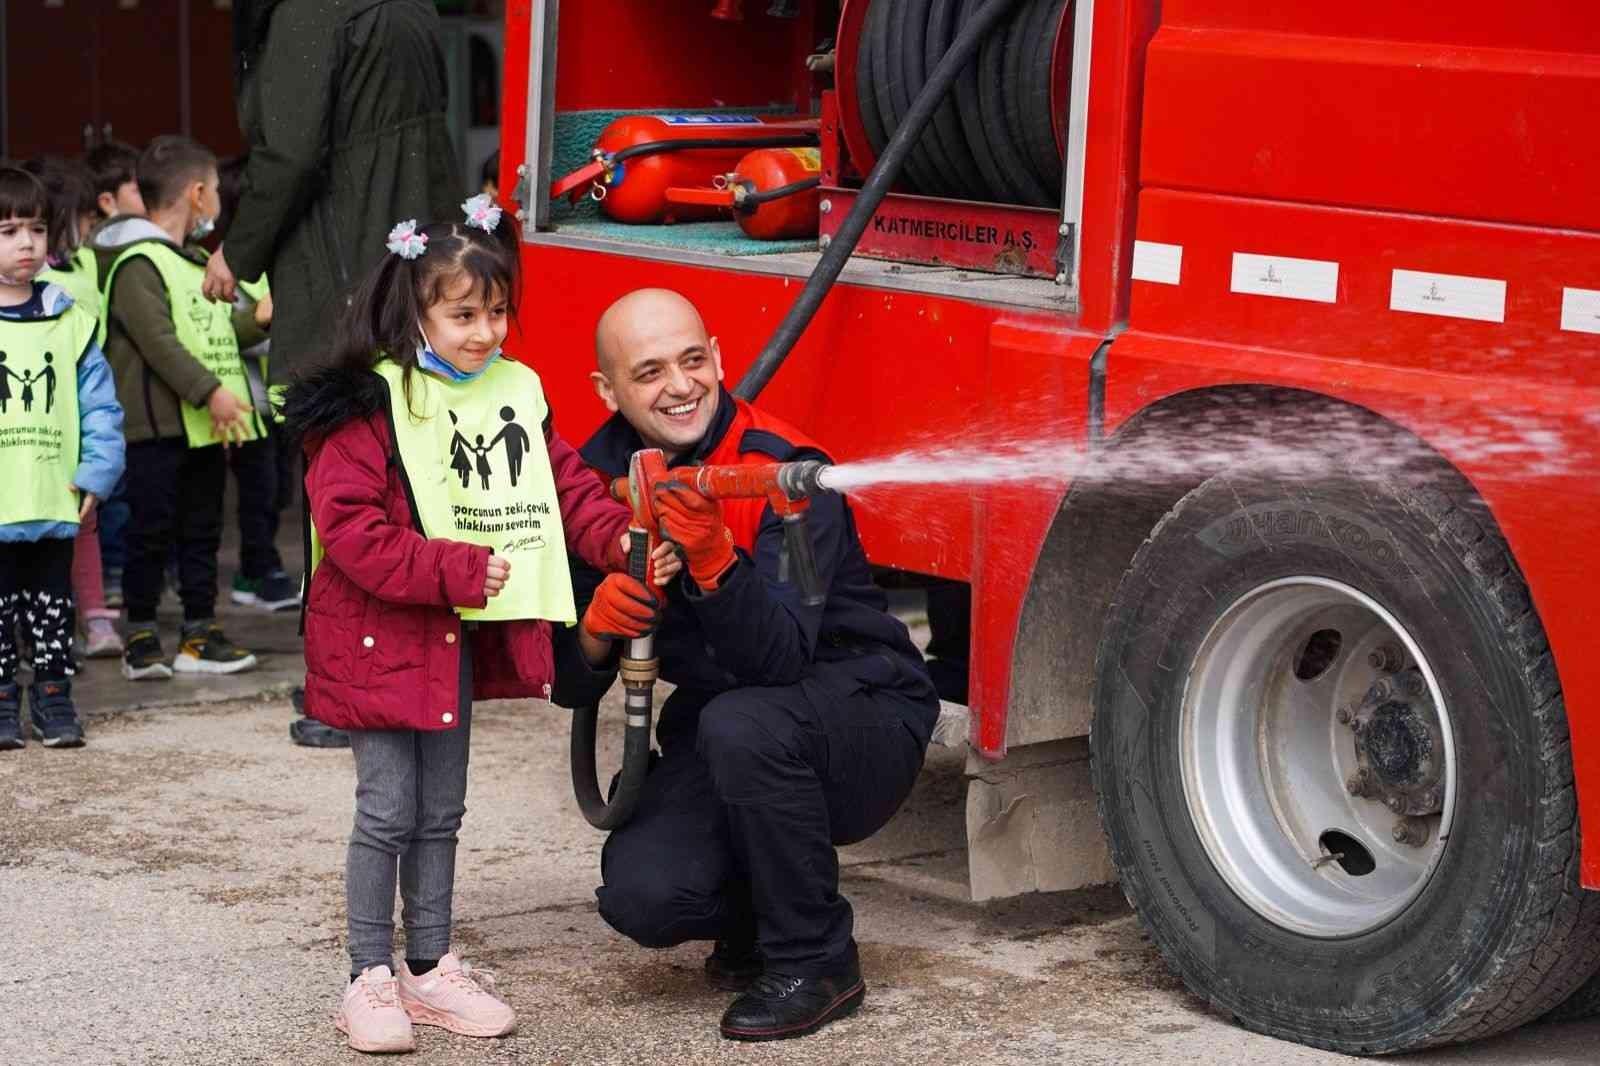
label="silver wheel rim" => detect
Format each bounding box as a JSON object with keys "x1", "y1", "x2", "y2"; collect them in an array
[{"x1": 1180, "y1": 577, "x2": 1456, "y2": 938}]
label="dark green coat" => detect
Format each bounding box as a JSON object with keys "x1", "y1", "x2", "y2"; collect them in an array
[{"x1": 224, "y1": 0, "x2": 461, "y2": 385}]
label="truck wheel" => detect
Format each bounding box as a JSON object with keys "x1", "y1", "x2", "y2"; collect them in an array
[
  {"x1": 1545, "y1": 972, "x2": 1600, "y2": 1023},
  {"x1": 1091, "y1": 469, "x2": 1600, "y2": 1053}
]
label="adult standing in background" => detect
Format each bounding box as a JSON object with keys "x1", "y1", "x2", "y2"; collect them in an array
[
  {"x1": 205, "y1": 0, "x2": 462, "y2": 749},
  {"x1": 204, "y1": 0, "x2": 461, "y2": 377}
]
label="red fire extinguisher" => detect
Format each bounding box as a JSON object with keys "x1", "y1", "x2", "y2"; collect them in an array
[
  {"x1": 549, "y1": 114, "x2": 819, "y2": 224},
  {"x1": 665, "y1": 147, "x2": 823, "y2": 240}
]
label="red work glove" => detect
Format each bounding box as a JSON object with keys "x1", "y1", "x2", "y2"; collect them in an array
[
  {"x1": 582, "y1": 573, "x2": 661, "y2": 641},
  {"x1": 654, "y1": 478, "x2": 737, "y2": 591}
]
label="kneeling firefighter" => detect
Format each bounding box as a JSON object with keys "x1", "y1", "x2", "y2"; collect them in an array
[{"x1": 556, "y1": 288, "x2": 939, "y2": 1042}]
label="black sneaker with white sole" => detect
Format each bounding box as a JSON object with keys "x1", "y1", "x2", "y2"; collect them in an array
[
  {"x1": 28, "y1": 678, "x2": 84, "y2": 748},
  {"x1": 0, "y1": 683, "x2": 23, "y2": 750},
  {"x1": 174, "y1": 622, "x2": 258, "y2": 675},
  {"x1": 254, "y1": 569, "x2": 302, "y2": 612},
  {"x1": 122, "y1": 628, "x2": 174, "y2": 681}
]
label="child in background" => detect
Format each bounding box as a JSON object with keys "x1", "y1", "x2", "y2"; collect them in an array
[
  {"x1": 95, "y1": 136, "x2": 264, "y2": 679},
  {"x1": 0, "y1": 167, "x2": 125, "y2": 748},
  {"x1": 214, "y1": 154, "x2": 298, "y2": 612},
  {"x1": 85, "y1": 140, "x2": 145, "y2": 222},
  {"x1": 84, "y1": 139, "x2": 143, "y2": 606},
  {"x1": 27, "y1": 158, "x2": 122, "y2": 657},
  {"x1": 281, "y1": 201, "x2": 660, "y2": 1053}
]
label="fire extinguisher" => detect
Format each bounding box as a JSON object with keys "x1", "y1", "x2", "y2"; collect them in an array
[
  {"x1": 665, "y1": 147, "x2": 823, "y2": 240},
  {"x1": 548, "y1": 114, "x2": 819, "y2": 224}
]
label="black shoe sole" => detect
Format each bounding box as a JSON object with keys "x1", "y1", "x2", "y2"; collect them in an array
[
  {"x1": 720, "y1": 982, "x2": 865, "y2": 1042},
  {"x1": 33, "y1": 728, "x2": 84, "y2": 748},
  {"x1": 0, "y1": 736, "x2": 23, "y2": 751}
]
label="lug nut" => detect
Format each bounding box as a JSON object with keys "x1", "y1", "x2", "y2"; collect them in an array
[
  {"x1": 1336, "y1": 707, "x2": 1351, "y2": 725},
  {"x1": 1392, "y1": 817, "x2": 1431, "y2": 847},
  {"x1": 1351, "y1": 718, "x2": 1365, "y2": 735},
  {"x1": 1346, "y1": 772, "x2": 1368, "y2": 797},
  {"x1": 1386, "y1": 796, "x2": 1406, "y2": 814},
  {"x1": 1369, "y1": 644, "x2": 1404, "y2": 672}
]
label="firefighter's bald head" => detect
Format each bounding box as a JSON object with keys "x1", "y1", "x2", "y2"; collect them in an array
[{"x1": 592, "y1": 288, "x2": 725, "y2": 455}]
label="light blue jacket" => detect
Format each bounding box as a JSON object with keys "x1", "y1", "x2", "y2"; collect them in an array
[{"x1": 0, "y1": 282, "x2": 127, "y2": 542}]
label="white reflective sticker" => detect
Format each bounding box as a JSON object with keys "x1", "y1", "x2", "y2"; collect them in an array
[
  {"x1": 1132, "y1": 240, "x2": 1182, "y2": 285},
  {"x1": 1560, "y1": 287, "x2": 1600, "y2": 335},
  {"x1": 1390, "y1": 269, "x2": 1506, "y2": 324},
  {"x1": 1230, "y1": 253, "x2": 1339, "y2": 304}
]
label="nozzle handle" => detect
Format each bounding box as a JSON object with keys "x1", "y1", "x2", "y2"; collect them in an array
[{"x1": 779, "y1": 512, "x2": 825, "y2": 607}]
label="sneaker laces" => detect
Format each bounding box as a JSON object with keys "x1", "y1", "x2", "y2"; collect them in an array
[
  {"x1": 446, "y1": 960, "x2": 499, "y2": 997},
  {"x1": 360, "y1": 973, "x2": 401, "y2": 1010}
]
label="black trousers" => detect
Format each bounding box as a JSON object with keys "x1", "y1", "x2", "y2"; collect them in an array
[
  {"x1": 0, "y1": 537, "x2": 75, "y2": 682},
  {"x1": 227, "y1": 424, "x2": 293, "y2": 579},
  {"x1": 596, "y1": 658, "x2": 933, "y2": 975},
  {"x1": 124, "y1": 438, "x2": 226, "y2": 625}
]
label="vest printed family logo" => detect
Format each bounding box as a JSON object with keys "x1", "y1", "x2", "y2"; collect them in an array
[
  {"x1": 0, "y1": 350, "x2": 61, "y2": 415},
  {"x1": 446, "y1": 406, "x2": 533, "y2": 491}
]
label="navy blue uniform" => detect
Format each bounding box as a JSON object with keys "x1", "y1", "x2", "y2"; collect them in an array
[{"x1": 555, "y1": 390, "x2": 938, "y2": 975}]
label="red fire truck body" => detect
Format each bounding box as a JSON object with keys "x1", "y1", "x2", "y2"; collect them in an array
[{"x1": 500, "y1": 1, "x2": 1600, "y2": 1050}]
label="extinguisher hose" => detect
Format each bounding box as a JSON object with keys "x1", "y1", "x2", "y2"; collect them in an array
[
  {"x1": 741, "y1": 175, "x2": 822, "y2": 208},
  {"x1": 608, "y1": 134, "x2": 820, "y2": 167},
  {"x1": 734, "y1": 0, "x2": 1029, "y2": 401}
]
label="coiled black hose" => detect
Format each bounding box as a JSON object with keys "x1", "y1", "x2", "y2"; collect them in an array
[
  {"x1": 856, "y1": 0, "x2": 1067, "y2": 206},
  {"x1": 736, "y1": 0, "x2": 1032, "y2": 402}
]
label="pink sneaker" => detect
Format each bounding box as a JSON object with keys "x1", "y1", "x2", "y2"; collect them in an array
[
  {"x1": 335, "y1": 965, "x2": 415, "y2": 1054},
  {"x1": 84, "y1": 618, "x2": 124, "y2": 659},
  {"x1": 397, "y1": 952, "x2": 516, "y2": 1037}
]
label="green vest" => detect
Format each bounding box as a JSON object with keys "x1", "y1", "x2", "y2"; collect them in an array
[
  {"x1": 101, "y1": 240, "x2": 262, "y2": 448},
  {"x1": 375, "y1": 358, "x2": 577, "y2": 624},
  {"x1": 0, "y1": 300, "x2": 97, "y2": 526},
  {"x1": 38, "y1": 248, "x2": 100, "y2": 321}
]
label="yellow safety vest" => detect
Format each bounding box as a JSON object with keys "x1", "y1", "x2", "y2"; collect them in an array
[
  {"x1": 0, "y1": 300, "x2": 96, "y2": 526},
  {"x1": 38, "y1": 248, "x2": 100, "y2": 321},
  {"x1": 101, "y1": 239, "x2": 262, "y2": 448},
  {"x1": 374, "y1": 358, "x2": 576, "y2": 624}
]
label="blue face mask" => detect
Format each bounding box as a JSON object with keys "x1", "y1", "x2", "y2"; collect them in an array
[{"x1": 417, "y1": 325, "x2": 500, "y2": 383}]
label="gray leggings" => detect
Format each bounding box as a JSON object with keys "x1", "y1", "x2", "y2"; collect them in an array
[{"x1": 345, "y1": 645, "x2": 473, "y2": 972}]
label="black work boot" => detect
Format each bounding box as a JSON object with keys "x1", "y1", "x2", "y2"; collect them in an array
[
  {"x1": 28, "y1": 678, "x2": 84, "y2": 748},
  {"x1": 719, "y1": 956, "x2": 865, "y2": 1042},
  {"x1": 705, "y1": 938, "x2": 763, "y2": 992},
  {"x1": 0, "y1": 683, "x2": 23, "y2": 750}
]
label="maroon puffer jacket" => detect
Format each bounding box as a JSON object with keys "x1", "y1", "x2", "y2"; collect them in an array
[{"x1": 284, "y1": 363, "x2": 628, "y2": 732}]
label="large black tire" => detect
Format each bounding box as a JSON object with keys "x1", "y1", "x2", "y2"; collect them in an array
[
  {"x1": 1544, "y1": 971, "x2": 1600, "y2": 1023},
  {"x1": 1091, "y1": 467, "x2": 1600, "y2": 1054}
]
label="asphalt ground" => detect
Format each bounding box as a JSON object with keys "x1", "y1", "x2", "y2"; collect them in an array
[{"x1": 4, "y1": 502, "x2": 1599, "y2": 1064}]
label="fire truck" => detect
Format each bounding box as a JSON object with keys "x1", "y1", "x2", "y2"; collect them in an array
[{"x1": 497, "y1": 1, "x2": 1600, "y2": 1053}]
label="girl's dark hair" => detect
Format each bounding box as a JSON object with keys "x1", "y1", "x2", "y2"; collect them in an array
[
  {"x1": 329, "y1": 212, "x2": 520, "y2": 413},
  {"x1": 20, "y1": 157, "x2": 94, "y2": 263},
  {"x1": 0, "y1": 166, "x2": 48, "y2": 229}
]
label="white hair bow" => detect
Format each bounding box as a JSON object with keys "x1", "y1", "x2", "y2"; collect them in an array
[
  {"x1": 462, "y1": 194, "x2": 503, "y2": 234},
  {"x1": 386, "y1": 220, "x2": 428, "y2": 260}
]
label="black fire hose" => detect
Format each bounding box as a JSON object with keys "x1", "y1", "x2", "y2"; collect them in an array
[
  {"x1": 571, "y1": 0, "x2": 1029, "y2": 832},
  {"x1": 607, "y1": 134, "x2": 819, "y2": 167},
  {"x1": 735, "y1": 0, "x2": 1030, "y2": 402},
  {"x1": 570, "y1": 526, "x2": 656, "y2": 831}
]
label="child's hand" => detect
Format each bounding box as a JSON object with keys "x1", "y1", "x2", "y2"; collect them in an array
[
  {"x1": 207, "y1": 387, "x2": 253, "y2": 447},
  {"x1": 69, "y1": 485, "x2": 97, "y2": 521},
  {"x1": 484, "y1": 554, "x2": 511, "y2": 598},
  {"x1": 651, "y1": 541, "x2": 682, "y2": 586},
  {"x1": 253, "y1": 292, "x2": 273, "y2": 328}
]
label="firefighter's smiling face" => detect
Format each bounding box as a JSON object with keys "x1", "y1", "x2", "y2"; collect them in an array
[{"x1": 593, "y1": 288, "x2": 725, "y2": 457}]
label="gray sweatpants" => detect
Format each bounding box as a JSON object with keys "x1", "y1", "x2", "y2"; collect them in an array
[{"x1": 345, "y1": 642, "x2": 472, "y2": 973}]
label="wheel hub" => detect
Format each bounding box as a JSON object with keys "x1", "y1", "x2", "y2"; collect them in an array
[
  {"x1": 1180, "y1": 577, "x2": 1456, "y2": 938},
  {"x1": 1350, "y1": 669, "x2": 1444, "y2": 816}
]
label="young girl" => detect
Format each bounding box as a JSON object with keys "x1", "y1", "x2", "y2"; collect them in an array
[
  {"x1": 0, "y1": 166, "x2": 124, "y2": 749},
  {"x1": 283, "y1": 198, "x2": 670, "y2": 1053}
]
